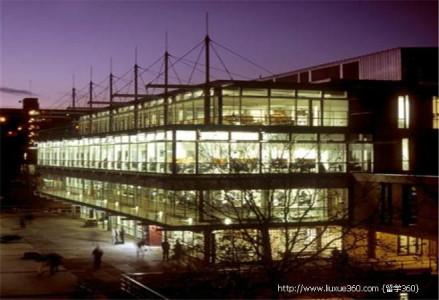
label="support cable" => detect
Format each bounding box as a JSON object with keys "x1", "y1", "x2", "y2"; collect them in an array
[
  {"x1": 177, "y1": 59, "x2": 221, "y2": 81},
  {"x1": 138, "y1": 56, "x2": 163, "y2": 77},
  {"x1": 149, "y1": 40, "x2": 204, "y2": 84},
  {"x1": 187, "y1": 43, "x2": 205, "y2": 84},
  {"x1": 179, "y1": 57, "x2": 252, "y2": 80},
  {"x1": 48, "y1": 81, "x2": 89, "y2": 109},
  {"x1": 211, "y1": 43, "x2": 234, "y2": 80},
  {"x1": 93, "y1": 85, "x2": 109, "y2": 100},
  {"x1": 147, "y1": 60, "x2": 165, "y2": 95},
  {"x1": 144, "y1": 67, "x2": 182, "y2": 86},
  {"x1": 47, "y1": 90, "x2": 72, "y2": 109},
  {"x1": 211, "y1": 39, "x2": 275, "y2": 76},
  {"x1": 114, "y1": 73, "x2": 134, "y2": 96},
  {"x1": 169, "y1": 56, "x2": 183, "y2": 85}
]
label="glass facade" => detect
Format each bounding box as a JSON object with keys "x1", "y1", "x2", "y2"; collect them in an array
[
  {"x1": 37, "y1": 85, "x2": 357, "y2": 260},
  {"x1": 212, "y1": 226, "x2": 342, "y2": 262},
  {"x1": 39, "y1": 174, "x2": 348, "y2": 226},
  {"x1": 37, "y1": 130, "x2": 373, "y2": 174},
  {"x1": 77, "y1": 87, "x2": 349, "y2": 134}
]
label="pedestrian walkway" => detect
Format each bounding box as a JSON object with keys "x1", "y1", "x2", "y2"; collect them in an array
[{"x1": 0, "y1": 211, "x2": 170, "y2": 298}]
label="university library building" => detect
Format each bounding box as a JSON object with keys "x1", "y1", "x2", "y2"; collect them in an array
[{"x1": 35, "y1": 47, "x2": 437, "y2": 270}]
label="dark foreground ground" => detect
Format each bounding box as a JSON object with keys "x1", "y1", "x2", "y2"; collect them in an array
[{"x1": 1, "y1": 202, "x2": 437, "y2": 299}]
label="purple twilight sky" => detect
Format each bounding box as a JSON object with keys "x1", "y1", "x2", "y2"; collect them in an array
[{"x1": 1, "y1": 0, "x2": 437, "y2": 109}]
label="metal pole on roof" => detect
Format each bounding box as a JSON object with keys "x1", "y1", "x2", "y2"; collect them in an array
[
  {"x1": 204, "y1": 12, "x2": 211, "y2": 125},
  {"x1": 134, "y1": 58, "x2": 139, "y2": 130},
  {"x1": 89, "y1": 67, "x2": 93, "y2": 110},
  {"x1": 72, "y1": 74, "x2": 76, "y2": 109},
  {"x1": 89, "y1": 67, "x2": 93, "y2": 134},
  {"x1": 109, "y1": 57, "x2": 114, "y2": 132},
  {"x1": 164, "y1": 35, "x2": 169, "y2": 126}
]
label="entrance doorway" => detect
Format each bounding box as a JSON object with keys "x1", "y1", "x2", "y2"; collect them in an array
[{"x1": 144, "y1": 225, "x2": 163, "y2": 246}]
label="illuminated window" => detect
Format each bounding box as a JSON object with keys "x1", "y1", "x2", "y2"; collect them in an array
[
  {"x1": 433, "y1": 96, "x2": 439, "y2": 129},
  {"x1": 402, "y1": 138, "x2": 409, "y2": 171},
  {"x1": 398, "y1": 95, "x2": 410, "y2": 128},
  {"x1": 398, "y1": 235, "x2": 421, "y2": 255}
]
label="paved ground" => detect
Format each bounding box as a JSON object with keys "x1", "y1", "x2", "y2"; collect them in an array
[{"x1": 0, "y1": 210, "x2": 169, "y2": 299}]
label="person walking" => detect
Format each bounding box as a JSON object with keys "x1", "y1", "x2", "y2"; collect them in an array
[
  {"x1": 119, "y1": 226, "x2": 125, "y2": 244},
  {"x1": 161, "y1": 240, "x2": 170, "y2": 261},
  {"x1": 136, "y1": 240, "x2": 147, "y2": 258},
  {"x1": 112, "y1": 227, "x2": 119, "y2": 244},
  {"x1": 174, "y1": 239, "x2": 183, "y2": 260},
  {"x1": 19, "y1": 217, "x2": 26, "y2": 229},
  {"x1": 92, "y1": 245, "x2": 103, "y2": 268},
  {"x1": 47, "y1": 253, "x2": 62, "y2": 275}
]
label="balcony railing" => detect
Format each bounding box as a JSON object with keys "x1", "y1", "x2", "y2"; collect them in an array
[{"x1": 121, "y1": 273, "x2": 168, "y2": 300}]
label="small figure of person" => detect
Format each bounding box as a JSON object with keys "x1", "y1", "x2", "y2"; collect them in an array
[
  {"x1": 119, "y1": 227, "x2": 125, "y2": 244},
  {"x1": 25, "y1": 213, "x2": 34, "y2": 224},
  {"x1": 111, "y1": 227, "x2": 119, "y2": 244},
  {"x1": 161, "y1": 240, "x2": 170, "y2": 261},
  {"x1": 137, "y1": 240, "x2": 147, "y2": 258},
  {"x1": 47, "y1": 253, "x2": 62, "y2": 275},
  {"x1": 92, "y1": 245, "x2": 103, "y2": 268},
  {"x1": 37, "y1": 255, "x2": 49, "y2": 275},
  {"x1": 174, "y1": 239, "x2": 183, "y2": 260},
  {"x1": 38, "y1": 253, "x2": 62, "y2": 276},
  {"x1": 19, "y1": 217, "x2": 26, "y2": 229}
]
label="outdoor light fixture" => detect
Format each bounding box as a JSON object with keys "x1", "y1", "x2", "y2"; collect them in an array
[
  {"x1": 399, "y1": 293, "x2": 408, "y2": 300},
  {"x1": 224, "y1": 218, "x2": 232, "y2": 225},
  {"x1": 157, "y1": 211, "x2": 163, "y2": 219},
  {"x1": 187, "y1": 218, "x2": 193, "y2": 225},
  {"x1": 0, "y1": 116, "x2": 6, "y2": 123}
]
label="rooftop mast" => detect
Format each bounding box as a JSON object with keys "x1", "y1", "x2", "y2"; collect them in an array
[
  {"x1": 72, "y1": 75, "x2": 76, "y2": 109},
  {"x1": 164, "y1": 31, "x2": 169, "y2": 126},
  {"x1": 204, "y1": 12, "x2": 211, "y2": 125},
  {"x1": 134, "y1": 46, "x2": 139, "y2": 130},
  {"x1": 109, "y1": 58, "x2": 114, "y2": 131},
  {"x1": 89, "y1": 67, "x2": 93, "y2": 110},
  {"x1": 89, "y1": 67, "x2": 93, "y2": 134}
]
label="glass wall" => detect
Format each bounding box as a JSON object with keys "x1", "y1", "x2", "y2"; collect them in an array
[
  {"x1": 78, "y1": 87, "x2": 349, "y2": 135},
  {"x1": 169, "y1": 90, "x2": 205, "y2": 125},
  {"x1": 38, "y1": 174, "x2": 348, "y2": 226},
  {"x1": 38, "y1": 130, "x2": 372, "y2": 174},
  {"x1": 348, "y1": 134, "x2": 373, "y2": 172},
  {"x1": 270, "y1": 226, "x2": 342, "y2": 260}
]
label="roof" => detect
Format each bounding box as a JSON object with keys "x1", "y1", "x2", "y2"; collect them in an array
[{"x1": 261, "y1": 47, "x2": 438, "y2": 82}]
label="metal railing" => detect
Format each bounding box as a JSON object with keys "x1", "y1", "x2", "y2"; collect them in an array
[
  {"x1": 354, "y1": 257, "x2": 437, "y2": 274},
  {"x1": 121, "y1": 273, "x2": 168, "y2": 300}
]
